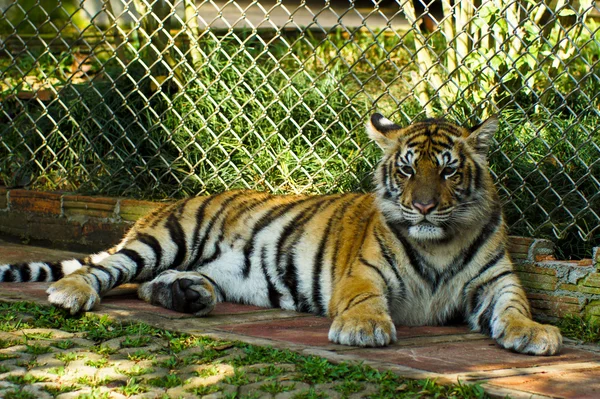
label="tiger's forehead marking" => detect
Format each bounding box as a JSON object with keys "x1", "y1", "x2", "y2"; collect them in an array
[{"x1": 401, "y1": 123, "x2": 465, "y2": 159}]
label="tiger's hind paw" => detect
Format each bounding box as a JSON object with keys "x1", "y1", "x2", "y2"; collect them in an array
[
  {"x1": 495, "y1": 318, "x2": 562, "y2": 355},
  {"x1": 328, "y1": 313, "x2": 397, "y2": 347},
  {"x1": 47, "y1": 277, "x2": 100, "y2": 315},
  {"x1": 138, "y1": 270, "x2": 217, "y2": 316}
]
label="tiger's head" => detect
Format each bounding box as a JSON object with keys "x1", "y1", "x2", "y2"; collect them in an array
[{"x1": 367, "y1": 113, "x2": 500, "y2": 242}]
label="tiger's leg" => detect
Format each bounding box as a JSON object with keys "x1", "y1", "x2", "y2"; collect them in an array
[
  {"x1": 466, "y1": 264, "x2": 562, "y2": 355},
  {"x1": 137, "y1": 270, "x2": 218, "y2": 316},
  {"x1": 46, "y1": 239, "x2": 161, "y2": 314},
  {"x1": 327, "y1": 269, "x2": 396, "y2": 347}
]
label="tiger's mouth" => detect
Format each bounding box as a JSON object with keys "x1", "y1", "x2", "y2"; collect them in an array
[{"x1": 407, "y1": 221, "x2": 446, "y2": 241}]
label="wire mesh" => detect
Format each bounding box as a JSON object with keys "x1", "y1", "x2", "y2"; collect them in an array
[{"x1": 0, "y1": 0, "x2": 599, "y2": 256}]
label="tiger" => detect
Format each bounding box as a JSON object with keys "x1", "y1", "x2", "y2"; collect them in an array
[{"x1": 0, "y1": 114, "x2": 562, "y2": 355}]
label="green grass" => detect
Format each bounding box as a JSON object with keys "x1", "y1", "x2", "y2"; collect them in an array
[
  {"x1": 22, "y1": 342, "x2": 53, "y2": 355},
  {"x1": 116, "y1": 364, "x2": 154, "y2": 377},
  {"x1": 42, "y1": 384, "x2": 79, "y2": 396},
  {"x1": 121, "y1": 336, "x2": 151, "y2": 348},
  {"x1": 53, "y1": 339, "x2": 75, "y2": 350},
  {"x1": 116, "y1": 378, "x2": 148, "y2": 396},
  {"x1": 187, "y1": 384, "x2": 222, "y2": 396},
  {"x1": 557, "y1": 315, "x2": 600, "y2": 343},
  {"x1": 6, "y1": 373, "x2": 49, "y2": 384},
  {"x1": 0, "y1": 300, "x2": 494, "y2": 399},
  {"x1": 128, "y1": 349, "x2": 155, "y2": 361},
  {"x1": 1, "y1": 26, "x2": 597, "y2": 258},
  {"x1": 54, "y1": 351, "x2": 81, "y2": 364},
  {"x1": 260, "y1": 381, "x2": 297, "y2": 394},
  {"x1": 146, "y1": 374, "x2": 183, "y2": 388},
  {"x1": 2, "y1": 390, "x2": 36, "y2": 399},
  {"x1": 85, "y1": 358, "x2": 109, "y2": 368}
]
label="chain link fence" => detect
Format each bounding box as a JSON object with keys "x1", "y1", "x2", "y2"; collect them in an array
[{"x1": 0, "y1": 0, "x2": 599, "y2": 257}]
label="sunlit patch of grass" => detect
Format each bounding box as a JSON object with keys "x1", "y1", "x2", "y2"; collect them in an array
[{"x1": 557, "y1": 315, "x2": 600, "y2": 343}]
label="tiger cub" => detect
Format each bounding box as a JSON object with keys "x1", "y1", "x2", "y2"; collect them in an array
[{"x1": 0, "y1": 114, "x2": 562, "y2": 355}]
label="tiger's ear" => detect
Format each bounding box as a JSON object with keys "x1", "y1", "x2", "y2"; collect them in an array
[
  {"x1": 366, "y1": 113, "x2": 402, "y2": 149},
  {"x1": 467, "y1": 115, "x2": 498, "y2": 156}
]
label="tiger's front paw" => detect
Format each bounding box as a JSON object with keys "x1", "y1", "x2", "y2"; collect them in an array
[
  {"x1": 496, "y1": 318, "x2": 562, "y2": 355},
  {"x1": 47, "y1": 277, "x2": 100, "y2": 315},
  {"x1": 138, "y1": 271, "x2": 217, "y2": 316},
  {"x1": 328, "y1": 313, "x2": 397, "y2": 347}
]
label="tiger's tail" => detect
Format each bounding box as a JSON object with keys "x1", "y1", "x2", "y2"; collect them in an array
[{"x1": 0, "y1": 249, "x2": 116, "y2": 282}]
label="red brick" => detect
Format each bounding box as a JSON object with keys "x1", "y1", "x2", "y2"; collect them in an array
[
  {"x1": 583, "y1": 273, "x2": 600, "y2": 288},
  {"x1": 28, "y1": 215, "x2": 82, "y2": 242},
  {"x1": 219, "y1": 317, "x2": 334, "y2": 347},
  {"x1": 486, "y1": 365, "x2": 600, "y2": 399},
  {"x1": 526, "y1": 292, "x2": 579, "y2": 304},
  {"x1": 535, "y1": 254, "x2": 556, "y2": 261},
  {"x1": 119, "y1": 199, "x2": 161, "y2": 222},
  {"x1": 0, "y1": 187, "x2": 7, "y2": 209},
  {"x1": 352, "y1": 340, "x2": 597, "y2": 374},
  {"x1": 514, "y1": 263, "x2": 557, "y2": 276},
  {"x1": 529, "y1": 301, "x2": 582, "y2": 318},
  {"x1": 9, "y1": 189, "x2": 62, "y2": 215},
  {"x1": 506, "y1": 236, "x2": 532, "y2": 259},
  {"x1": 63, "y1": 195, "x2": 117, "y2": 218},
  {"x1": 0, "y1": 282, "x2": 50, "y2": 300},
  {"x1": 0, "y1": 212, "x2": 29, "y2": 236},
  {"x1": 81, "y1": 221, "x2": 129, "y2": 247},
  {"x1": 507, "y1": 236, "x2": 534, "y2": 247},
  {"x1": 516, "y1": 272, "x2": 558, "y2": 291}
]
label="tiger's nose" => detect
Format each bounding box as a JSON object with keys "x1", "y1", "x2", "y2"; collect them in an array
[{"x1": 412, "y1": 200, "x2": 437, "y2": 215}]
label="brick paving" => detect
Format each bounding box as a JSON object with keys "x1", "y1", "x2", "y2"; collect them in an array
[{"x1": 1, "y1": 240, "x2": 600, "y2": 398}]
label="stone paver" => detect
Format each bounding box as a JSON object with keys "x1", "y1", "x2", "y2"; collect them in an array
[{"x1": 2, "y1": 240, "x2": 600, "y2": 398}]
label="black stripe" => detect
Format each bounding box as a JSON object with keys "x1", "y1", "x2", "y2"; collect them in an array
[
  {"x1": 261, "y1": 247, "x2": 281, "y2": 308},
  {"x1": 85, "y1": 272, "x2": 103, "y2": 292},
  {"x1": 137, "y1": 233, "x2": 162, "y2": 270},
  {"x1": 2, "y1": 265, "x2": 16, "y2": 282},
  {"x1": 188, "y1": 192, "x2": 244, "y2": 269},
  {"x1": 394, "y1": 230, "x2": 436, "y2": 286},
  {"x1": 374, "y1": 231, "x2": 404, "y2": 286},
  {"x1": 341, "y1": 293, "x2": 380, "y2": 314},
  {"x1": 490, "y1": 298, "x2": 530, "y2": 328},
  {"x1": 225, "y1": 195, "x2": 273, "y2": 226},
  {"x1": 359, "y1": 257, "x2": 389, "y2": 285},
  {"x1": 38, "y1": 267, "x2": 48, "y2": 282},
  {"x1": 462, "y1": 250, "x2": 506, "y2": 296},
  {"x1": 279, "y1": 199, "x2": 335, "y2": 311},
  {"x1": 464, "y1": 164, "x2": 473, "y2": 198},
  {"x1": 431, "y1": 139, "x2": 453, "y2": 149},
  {"x1": 242, "y1": 197, "x2": 313, "y2": 278},
  {"x1": 90, "y1": 264, "x2": 118, "y2": 286},
  {"x1": 48, "y1": 262, "x2": 64, "y2": 280},
  {"x1": 202, "y1": 274, "x2": 226, "y2": 302},
  {"x1": 312, "y1": 217, "x2": 335, "y2": 315},
  {"x1": 276, "y1": 199, "x2": 331, "y2": 270},
  {"x1": 166, "y1": 213, "x2": 187, "y2": 270},
  {"x1": 118, "y1": 248, "x2": 146, "y2": 281},
  {"x1": 199, "y1": 244, "x2": 221, "y2": 267},
  {"x1": 313, "y1": 196, "x2": 359, "y2": 315},
  {"x1": 473, "y1": 163, "x2": 483, "y2": 190},
  {"x1": 433, "y1": 208, "x2": 503, "y2": 292},
  {"x1": 20, "y1": 264, "x2": 31, "y2": 282},
  {"x1": 477, "y1": 298, "x2": 495, "y2": 335},
  {"x1": 381, "y1": 162, "x2": 391, "y2": 199},
  {"x1": 470, "y1": 270, "x2": 513, "y2": 314}
]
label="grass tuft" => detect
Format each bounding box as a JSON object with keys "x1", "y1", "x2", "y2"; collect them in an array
[{"x1": 557, "y1": 315, "x2": 600, "y2": 343}]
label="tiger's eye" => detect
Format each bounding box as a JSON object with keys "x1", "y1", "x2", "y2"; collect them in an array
[
  {"x1": 442, "y1": 166, "x2": 457, "y2": 178},
  {"x1": 400, "y1": 165, "x2": 414, "y2": 176}
]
